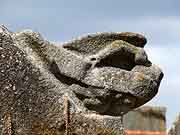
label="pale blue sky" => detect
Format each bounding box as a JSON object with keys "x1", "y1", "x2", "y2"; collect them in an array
[{"x1": 1, "y1": 0, "x2": 180, "y2": 130}]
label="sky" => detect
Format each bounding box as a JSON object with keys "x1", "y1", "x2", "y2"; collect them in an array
[{"x1": 1, "y1": 0, "x2": 180, "y2": 130}]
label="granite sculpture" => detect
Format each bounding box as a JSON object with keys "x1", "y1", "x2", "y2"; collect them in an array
[{"x1": 0, "y1": 25, "x2": 163, "y2": 134}]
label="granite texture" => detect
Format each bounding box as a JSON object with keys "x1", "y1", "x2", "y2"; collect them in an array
[{"x1": 0, "y1": 25, "x2": 163, "y2": 134}]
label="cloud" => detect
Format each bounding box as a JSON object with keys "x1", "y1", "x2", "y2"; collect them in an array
[
  {"x1": 1, "y1": 0, "x2": 180, "y2": 46},
  {"x1": 2, "y1": 0, "x2": 180, "y2": 17}
]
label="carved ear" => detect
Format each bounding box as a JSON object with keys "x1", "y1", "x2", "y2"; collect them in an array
[{"x1": 63, "y1": 32, "x2": 147, "y2": 55}]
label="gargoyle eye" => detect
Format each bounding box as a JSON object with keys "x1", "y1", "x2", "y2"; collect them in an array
[{"x1": 90, "y1": 58, "x2": 97, "y2": 61}]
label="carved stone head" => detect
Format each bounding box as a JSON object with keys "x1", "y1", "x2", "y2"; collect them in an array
[{"x1": 0, "y1": 26, "x2": 163, "y2": 134}]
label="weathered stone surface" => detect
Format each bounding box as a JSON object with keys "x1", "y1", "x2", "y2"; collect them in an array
[
  {"x1": 0, "y1": 25, "x2": 163, "y2": 134},
  {"x1": 63, "y1": 32, "x2": 147, "y2": 54}
]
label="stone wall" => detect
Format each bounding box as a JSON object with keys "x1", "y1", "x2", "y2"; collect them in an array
[
  {"x1": 124, "y1": 106, "x2": 166, "y2": 132},
  {"x1": 1, "y1": 105, "x2": 177, "y2": 135},
  {"x1": 0, "y1": 106, "x2": 167, "y2": 135}
]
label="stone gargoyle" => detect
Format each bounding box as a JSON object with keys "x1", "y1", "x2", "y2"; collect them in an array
[{"x1": 0, "y1": 25, "x2": 163, "y2": 134}]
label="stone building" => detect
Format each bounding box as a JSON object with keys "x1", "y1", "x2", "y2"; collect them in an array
[
  {"x1": 124, "y1": 106, "x2": 166, "y2": 135},
  {"x1": 168, "y1": 113, "x2": 180, "y2": 135}
]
